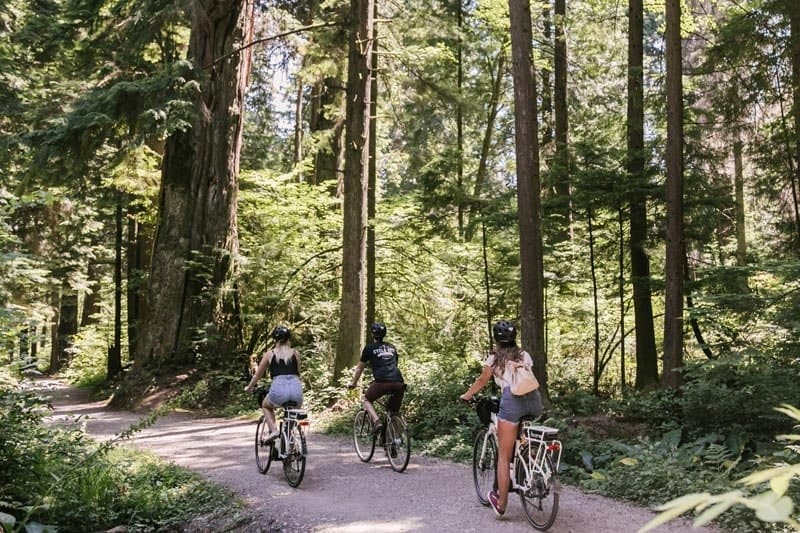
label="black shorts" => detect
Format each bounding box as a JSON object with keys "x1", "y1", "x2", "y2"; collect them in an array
[{"x1": 365, "y1": 381, "x2": 406, "y2": 414}]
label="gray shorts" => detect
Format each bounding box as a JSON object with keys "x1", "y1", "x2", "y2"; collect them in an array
[
  {"x1": 267, "y1": 375, "x2": 303, "y2": 407},
  {"x1": 497, "y1": 386, "x2": 542, "y2": 424}
]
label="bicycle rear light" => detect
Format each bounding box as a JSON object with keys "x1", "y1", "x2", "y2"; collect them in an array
[{"x1": 547, "y1": 442, "x2": 561, "y2": 452}]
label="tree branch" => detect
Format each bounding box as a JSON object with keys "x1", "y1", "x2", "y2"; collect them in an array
[{"x1": 204, "y1": 22, "x2": 339, "y2": 70}]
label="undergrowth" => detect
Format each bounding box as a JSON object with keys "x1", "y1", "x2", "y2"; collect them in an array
[{"x1": 0, "y1": 383, "x2": 242, "y2": 532}]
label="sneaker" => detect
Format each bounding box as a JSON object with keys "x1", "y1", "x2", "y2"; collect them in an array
[
  {"x1": 487, "y1": 490, "x2": 505, "y2": 517},
  {"x1": 372, "y1": 422, "x2": 384, "y2": 436},
  {"x1": 265, "y1": 430, "x2": 280, "y2": 442}
]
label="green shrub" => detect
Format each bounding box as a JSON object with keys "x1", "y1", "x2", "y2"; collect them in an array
[
  {"x1": 679, "y1": 357, "x2": 800, "y2": 436},
  {"x1": 639, "y1": 405, "x2": 800, "y2": 533},
  {"x1": 0, "y1": 386, "x2": 239, "y2": 532}
]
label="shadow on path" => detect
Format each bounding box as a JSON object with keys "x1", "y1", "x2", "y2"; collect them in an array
[{"x1": 40, "y1": 379, "x2": 717, "y2": 533}]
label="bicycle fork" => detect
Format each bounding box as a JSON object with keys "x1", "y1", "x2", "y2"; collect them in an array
[{"x1": 478, "y1": 429, "x2": 495, "y2": 470}]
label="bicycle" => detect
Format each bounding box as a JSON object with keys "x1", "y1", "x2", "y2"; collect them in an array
[
  {"x1": 252, "y1": 386, "x2": 309, "y2": 487},
  {"x1": 352, "y1": 390, "x2": 411, "y2": 472},
  {"x1": 468, "y1": 395, "x2": 562, "y2": 530}
]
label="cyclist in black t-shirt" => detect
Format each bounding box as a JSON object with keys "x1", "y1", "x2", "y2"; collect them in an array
[{"x1": 348, "y1": 322, "x2": 406, "y2": 434}]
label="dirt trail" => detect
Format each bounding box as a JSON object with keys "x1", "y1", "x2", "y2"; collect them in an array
[{"x1": 39, "y1": 379, "x2": 715, "y2": 533}]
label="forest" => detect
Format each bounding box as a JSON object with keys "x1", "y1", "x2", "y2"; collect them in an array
[{"x1": 1, "y1": 0, "x2": 800, "y2": 531}]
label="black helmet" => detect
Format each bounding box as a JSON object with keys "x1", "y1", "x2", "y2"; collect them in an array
[
  {"x1": 271, "y1": 326, "x2": 290, "y2": 342},
  {"x1": 492, "y1": 320, "x2": 517, "y2": 345},
  {"x1": 371, "y1": 322, "x2": 387, "y2": 340}
]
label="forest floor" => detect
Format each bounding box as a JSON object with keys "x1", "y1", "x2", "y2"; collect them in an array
[{"x1": 38, "y1": 378, "x2": 719, "y2": 533}]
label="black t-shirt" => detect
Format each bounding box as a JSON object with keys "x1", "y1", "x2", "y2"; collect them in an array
[{"x1": 360, "y1": 341, "x2": 404, "y2": 382}]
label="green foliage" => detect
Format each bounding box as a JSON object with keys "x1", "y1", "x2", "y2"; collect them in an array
[
  {"x1": 639, "y1": 405, "x2": 800, "y2": 533},
  {"x1": 0, "y1": 385, "x2": 239, "y2": 532},
  {"x1": 679, "y1": 356, "x2": 800, "y2": 436}
]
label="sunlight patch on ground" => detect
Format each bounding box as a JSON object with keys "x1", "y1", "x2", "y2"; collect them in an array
[{"x1": 314, "y1": 518, "x2": 424, "y2": 532}]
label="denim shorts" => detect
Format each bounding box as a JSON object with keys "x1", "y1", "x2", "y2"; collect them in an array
[
  {"x1": 497, "y1": 386, "x2": 542, "y2": 424},
  {"x1": 267, "y1": 375, "x2": 303, "y2": 407}
]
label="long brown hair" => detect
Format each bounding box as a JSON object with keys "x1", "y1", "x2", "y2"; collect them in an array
[{"x1": 491, "y1": 343, "x2": 522, "y2": 377}]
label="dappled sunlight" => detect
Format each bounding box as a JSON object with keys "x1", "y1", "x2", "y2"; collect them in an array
[{"x1": 313, "y1": 518, "x2": 426, "y2": 532}]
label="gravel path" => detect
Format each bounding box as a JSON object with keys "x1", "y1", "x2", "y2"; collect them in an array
[{"x1": 39, "y1": 379, "x2": 716, "y2": 533}]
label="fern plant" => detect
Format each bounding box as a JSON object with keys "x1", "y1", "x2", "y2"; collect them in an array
[{"x1": 639, "y1": 404, "x2": 800, "y2": 532}]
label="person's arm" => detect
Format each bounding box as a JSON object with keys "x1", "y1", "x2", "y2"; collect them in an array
[
  {"x1": 294, "y1": 349, "x2": 302, "y2": 374},
  {"x1": 460, "y1": 365, "x2": 493, "y2": 401},
  {"x1": 348, "y1": 362, "x2": 366, "y2": 389},
  {"x1": 245, "y1": 351, "x2": 271, "y2": 392}
]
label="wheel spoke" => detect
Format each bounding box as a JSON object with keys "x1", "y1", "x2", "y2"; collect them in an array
[
  {"x1": 283, "y1": 423, "x2": 306, "y2": 487},
  {"x1": 472, "y1": 429, "x2": 497, "y2": 506},
  {"x1": 353, "y1": 409, "x2": 376, "y2": 462},
  {"x1": 519, "y1": 454, "x2": 559, "y2": 530},
  {"x1": 254, "y1": 416, "x2": 274, "y2": 474},
  {"x1": 386, "y1": 415, "x2": 410, "y2": 472}
]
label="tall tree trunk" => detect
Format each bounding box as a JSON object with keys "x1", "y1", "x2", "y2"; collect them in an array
[
  {"x1": 663, "y1": 0, "x2": 685, "y2": 390},
  {"x1": 789, "y1": 2, "x2": 800, "y2": 247},
  {"x1": 733, "y1": 128, "x2": 747, "y2": 266},
  {"x1": 136, "y1": 0, "x2": 254, "y2": 367},
  {"x1": 627, "y1": 0, "x2": 659, "y2": 390},
  {"x1": 29, "y1": 324, "x2": 37, "y2": 360},
  {"x1": 49, "y1": 294, "x2": 60, "y2": 372},
  {"x1": 18, "y1": 327, "x2": 29, "y2": 361},
  {"x1": 126, "y1": 213, "x2": 150, "y2": 362},
  {"x1": 311, "y1": 78, "x2": 346, "y2": 189},
  {"x1": 55, "y1": 287, "x2": 78, "y2": 369},
  {"x1": 552, "y1": 0, "x2": 571, "y2": 241},
  {"x1": 294, "y1": 76, "x2": 305, "y2": 181},
  {"x1": 618, "y1": 203, "x2": 626, "y2": 392},
  {"x1": 366, "y1": 3, "x2": 378, "y2": 329},
  {"x1": 508, "y1": 0, "x2": 548, "y2": 401},
  {"x1": 108, "y1": 195, "x2": 123, "y2": 379},
  {"x1": 456, "y1": 0, "x2": 465, "y2": 238},
  {"x1": 588, "y1": 207, "x2": 600, "y2": 395},
  {"x1": 333, "y1": 0, "x2": 374, "y2": 383},
  {"x1": 81, "y1": 259, "x2": 103, "y2": 327},
  {"x1": 466, "y1": 50, "x2": 506, "y2": 241},
  {"x1": 540, "y1": 3, "x2": 553, "y2": 148}
]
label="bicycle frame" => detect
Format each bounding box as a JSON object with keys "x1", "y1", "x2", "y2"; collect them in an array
[
  {"x1": 515, "y1": 424, "x2": 562, "y2": 493},
  {"x1": 276, "y1": 407, "x2": 309, "y2": 458},
  {"x1": 482, "y1": 412, "x2": 562, "y2": 493}
]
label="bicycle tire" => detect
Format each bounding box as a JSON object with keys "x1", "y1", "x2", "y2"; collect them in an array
[
  {"x1": 353, "y1": 409, "x2": 376, "y2": 462},
  {"x1": 255, "y1": 416, "x2": 274, "y2": 474},
  {"x1": 472, "y1": 428, "x2": 498, "y2": 506},
  {"x1": 519, "y1": 453, "x2": 559, "y2": 530},
  {"x1": 385, "y1": 415, "x2": 411, "y2": 473},
  {"x1": 283, "y1": 422, "x2": 307, "y2": 487}
]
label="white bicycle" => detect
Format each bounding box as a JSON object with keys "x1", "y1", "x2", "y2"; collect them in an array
[
  {"x1": 253, "y1": 387, "x2": 309, "y2": 487},
  {"x1": 469, "y1": 396, "x2": 562, "y2": 530}
]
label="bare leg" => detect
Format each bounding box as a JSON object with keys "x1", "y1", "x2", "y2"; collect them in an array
[
  {"x1": 262, "y1": 398, "x2": 277, "y2": 433},
  {"x1": 363, "y1": 395, "x2": 380, "y2": 425},
  {"x1": 496, "y1": 419, "x2": 518, "y2": 511}
]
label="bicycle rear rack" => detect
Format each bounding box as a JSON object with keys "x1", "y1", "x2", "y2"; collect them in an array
[{"x1": 522, "y1": 424, "x2": 562, "y2": 470}]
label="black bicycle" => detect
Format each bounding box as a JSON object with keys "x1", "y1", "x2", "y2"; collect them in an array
[
  {"x1": 253, "y1": 387, "x2": 309, "y2": 487},
  {"x1": 352, "y1": 392, "x2": 411, "y2": 472}
]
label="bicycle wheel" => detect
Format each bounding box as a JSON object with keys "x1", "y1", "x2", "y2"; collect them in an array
[
  {"x1": 385, "y1": 415, "x2": 411, "y2": 473},
  {"x1": 283, "y1": 422, "x2": 307, "y2": 487},
  {"x1": 255, "y1": 416, "x2": 274, "y2": 474},
  {"x1": 472, "y1": 429, "x2": 498, "y2": 506},
  {"x1": 519, "y1": 454, "x2": 560, "y2": 530},
  {"x1": 353, "y1": 409, "x2": 376, "y2": 462}
]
